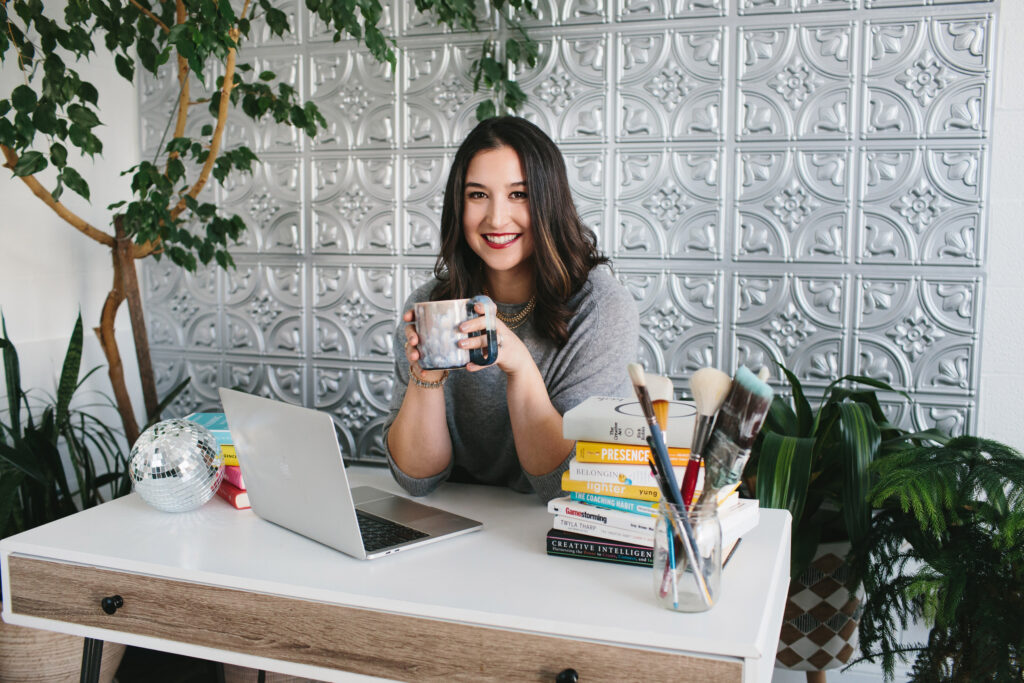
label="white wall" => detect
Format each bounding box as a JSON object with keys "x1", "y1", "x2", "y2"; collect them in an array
[
  {"x1": 979, "y1": 0, "x2": 1024, "y2": 451},
  {"x1": 0, "y1": 45, "x2": 142, "y2": 438}
]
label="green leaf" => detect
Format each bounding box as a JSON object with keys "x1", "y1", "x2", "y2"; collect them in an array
[
  {"x1": 60, "y1": 167, "x2": 90, "y2": 200},
  {"x1": 79, "y1": 82, "x2": 99, "y2": 106},
  {"x1": 12, "y1": 151, "x2": 48, "y2": 176},
  {"x1": 1, "y1": 316, "x2": 23, "y2": 440},
  {"x1": 50, "y1": 143, "x2": 68, "y2": 169},
  {"x1": 475, "y1": 99, "x2": 497, "y2": 121},
  {"x1": 32, "y1": 101, "x2": 60, "y2": 135},
  {"x1": 258, "y1": 70, "x2": 276, "y2": 81},
  {"x1": 0, "y1": 441, "x2": 47, "y2": 484},
  {"x1": 757, "y1": 432, "x2": 814, "y2": 525},
  {"x1": 11, "y1": 85, "x2": 37, "y2": 112},
  {"x1": 67, "y1": 103, "x2": 101, "y2": 130},
  {"x1": 55, "y1": 314, "x2": 84, "y2": 428},
  {"x1": 115, "y1": 54, "x2": 135, "y2": 82},
  {"x1": 481, "y1": 56, "x2": 503, "y2": 85},
  {"x1": 779, "y1": 365, "x2": 813, "y2": 435},
  {"x1": 837, "y1": 401, "x2": 880, "y2": 548}
]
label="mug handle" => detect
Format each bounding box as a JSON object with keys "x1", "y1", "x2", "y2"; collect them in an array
[{"x1": 467, "y1": 295, "x2": 498, "y2": 366}]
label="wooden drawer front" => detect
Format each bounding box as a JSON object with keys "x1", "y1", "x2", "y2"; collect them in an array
[{"x1": 8, "y1": 556, "x2": 741, "y2": 682}]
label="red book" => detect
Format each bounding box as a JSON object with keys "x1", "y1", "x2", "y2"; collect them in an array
[
  {"x1": 215, "y1": 480, "x2": 250, "y2": 510},
  {"x1": 222, "y1": 464, "x2": 245, "y2": 490}
]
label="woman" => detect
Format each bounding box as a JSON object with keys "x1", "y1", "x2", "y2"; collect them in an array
[{"x1": 383, "y1": 116, "x2": 639, "y2": 502}]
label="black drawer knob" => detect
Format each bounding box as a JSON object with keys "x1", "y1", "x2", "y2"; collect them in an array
[
  {"x1": 556, "y1": 668, "x2": 578, "y2": 683},
  {"x1": 100, "y1": 595, "x2": 123, "y2": 615}
]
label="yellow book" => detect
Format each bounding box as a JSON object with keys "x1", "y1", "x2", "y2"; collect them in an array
[
  {"x1": 221, "y1": 446, "x2": 238, "y2": 467},
  {"x1": 575, "y1": 441, "x2": 691, "y2": 467},
  {"x1": 560, "y1": 472, "x2": 662, "y2": 501}
]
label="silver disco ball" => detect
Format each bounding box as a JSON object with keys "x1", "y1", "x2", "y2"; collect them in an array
[{"x1": 129, "y1": 418, "x2": 225, "y2": 512}]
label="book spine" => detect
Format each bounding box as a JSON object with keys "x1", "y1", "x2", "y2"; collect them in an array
[
  {"x1": 215, "y1": 480, "x2": 250, "y2": 509},
  {"x1": 545, "y1": 529, "x2": 653, "y2": 567},
  {"x1": 221, "y1": 449, "x2": 239, "y2": 467},
  {"x1": 569, "y1": 492, "x2": 660, "y2": 517},
  {"x1": 575, "y1": 441, "x2": 690, "y2": 467},
  {"x1": 560, "y1": 471, "x2": 661, "y2": 502},
  {"x1": 222, "y1": 465, "x2": 245, "y2": 490},
  {"x1": 184, "y1": 413, "x2": 234, "y2": 447},
  {"x1": 568, "y1": 460, "x2": 687, "y2": 487},
  {"x1": 548, "y1": 498, "x2": 658, "y2": 534},
  {"x1": 553, "y1": 515, "x2": 655, "y2": 546}
]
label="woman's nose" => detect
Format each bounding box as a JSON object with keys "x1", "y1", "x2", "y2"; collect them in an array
[{"x1": 486, "y1": 198, "x2": 510, "y2": 227}]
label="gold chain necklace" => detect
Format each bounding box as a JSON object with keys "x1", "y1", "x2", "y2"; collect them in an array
[{"x1": 483, "y1": 287, "x2": 536, "y2": 330}]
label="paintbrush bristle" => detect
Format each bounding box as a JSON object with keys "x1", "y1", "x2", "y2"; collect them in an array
[
  {"x1": 646, "y1": 373, "x2": 674, "y2": 404},
  {"x1": 627, "y1": 362, "x2": 646, "y2": 388},
  {"x1": 646, "y1": 373, "x2": 674, "y2": 432},
  {"x1": 757, "y1": 366, "x2": 770, "y2": 382},
  {"x1": 712, "y1": 365, "x2": 774, "y2": 450},
  {"x1": 689, "y1": 367, "x2": 732, "y2": 418}
]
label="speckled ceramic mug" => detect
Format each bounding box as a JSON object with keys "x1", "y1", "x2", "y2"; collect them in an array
[{"x1": 413, "y1": 295, "x2": 498, "y2": 370}]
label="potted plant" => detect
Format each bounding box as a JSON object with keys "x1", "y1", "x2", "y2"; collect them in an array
[
  {"x1": 743, "y1": 365, "x2": 944, "y2": 681},
  {"x1": 852, "y1": 436, "x2": 1024, "y2": 682},
  {"x1": 0, "y1": 313, "x2": 132, "y2": 682}
]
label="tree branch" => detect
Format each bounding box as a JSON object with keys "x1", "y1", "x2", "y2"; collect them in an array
[
  {"x1": 169, "y1": 27, "x2": 240, "y2": 221},
  {"x1": 172, "y1": 0, "x2": 189, "y2": 141},
  {"x1": 128, "y1": 0, "x2": 171, "y2": 34},
  {"x1": 1, "y1": 144, "x2": 115, "y2": 247}
]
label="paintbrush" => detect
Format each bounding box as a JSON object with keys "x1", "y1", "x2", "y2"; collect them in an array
[
  {"x1": 695, "y1": 365, "x2": 774, "y2": 508},
  {"x1": 646, "y1": 373, "x2": 675, "y2": 441},
  {"x1": 628, "y1": 363, "x2": 712, "y2": 607},
  {"x1": 680, "y1": 367, "x2": 733, "y2": 507}
]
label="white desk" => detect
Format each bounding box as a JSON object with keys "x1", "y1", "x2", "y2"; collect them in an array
[{"x1": 1, "y1": 466, "x2": 790, "y2": 682}]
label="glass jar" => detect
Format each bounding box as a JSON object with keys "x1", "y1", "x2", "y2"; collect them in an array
[{"x1": 652, "y1": 502, "x2": 722, "y2": 612}]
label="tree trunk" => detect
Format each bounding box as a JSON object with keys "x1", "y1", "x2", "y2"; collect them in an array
[
  {"x1": 117, "y1": 220, "x2": 159, "y2": 423},
  {"x1": 94, "y1": 217, "x2": 160, "y2": 447}
]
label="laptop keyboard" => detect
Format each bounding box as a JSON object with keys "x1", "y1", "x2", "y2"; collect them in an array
[{"x1": 356, "y1": 509, "x2": 429, "y2": 552}]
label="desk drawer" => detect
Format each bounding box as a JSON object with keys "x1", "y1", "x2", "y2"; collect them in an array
[{"x1": 8, "y1": 555, "x2": 741, "y2": 682}]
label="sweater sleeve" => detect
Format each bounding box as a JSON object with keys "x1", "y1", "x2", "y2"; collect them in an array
[{"x1": 522, "y1": 269, "x2": 641, "y2": 501}]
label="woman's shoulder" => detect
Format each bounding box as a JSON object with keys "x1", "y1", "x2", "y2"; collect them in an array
[{"x1": 575, "y1": 266, "x2": 635, "y2": 313}]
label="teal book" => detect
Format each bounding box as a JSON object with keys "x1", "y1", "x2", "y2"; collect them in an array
[
  {"x1": 184, "y1": 412, "x2": 233, "y2": 447},
  {"x1": 569, "y1": 492, "x2": 659, "y2": 517}
]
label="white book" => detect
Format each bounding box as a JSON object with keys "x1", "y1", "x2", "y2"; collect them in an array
[
  {"x1": 552, "y1": 515, "x2": 655, "y2": 546},
  {"x1": 548, "y1": 497, "x2": 659, "y2": 534},
  {"x1": 562, "y1": 396, "x2": 697, "y2": 448}
]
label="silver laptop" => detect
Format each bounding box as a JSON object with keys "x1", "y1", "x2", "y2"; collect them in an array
[{"x1": 218, "y1": 388, "x2": 482, "y2": 559}]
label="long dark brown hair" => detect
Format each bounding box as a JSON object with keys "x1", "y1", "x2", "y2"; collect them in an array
[{"x1": 432, "y1": 116, "x2": 608, "y2": 346}]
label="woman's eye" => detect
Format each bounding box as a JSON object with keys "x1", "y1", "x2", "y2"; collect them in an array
[
  {"x1": 467, "y1": 191, "x2": 486, "y2": 199},
  {"x1": 510, "y1": 191, "x2": 528, "y2": 200}
]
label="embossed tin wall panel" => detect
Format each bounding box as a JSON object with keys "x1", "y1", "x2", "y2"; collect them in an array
[{"x1": 141, "y1": 0, "x2": 996, "y2": 460}]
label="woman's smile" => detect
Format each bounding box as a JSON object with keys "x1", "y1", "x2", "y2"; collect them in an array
[{"x1": 483, "y1": 233, "x2": 522, "y2": 248}]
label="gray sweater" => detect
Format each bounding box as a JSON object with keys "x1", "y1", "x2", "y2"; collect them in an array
[{"x1": 383, "y1": 267, "x2": 640, "y2": 502}]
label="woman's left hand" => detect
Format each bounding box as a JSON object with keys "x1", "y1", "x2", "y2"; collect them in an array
[{"x1": 457, "y1": 302, "x2": 530, "y2": 376}]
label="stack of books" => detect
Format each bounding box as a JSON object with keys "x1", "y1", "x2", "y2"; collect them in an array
[
  {"x1": 547, "y1": 396, "x2": 759, "y2": 567},
  {"x1": 185, "y1": 412, "x2": 250, "y2": 510}
]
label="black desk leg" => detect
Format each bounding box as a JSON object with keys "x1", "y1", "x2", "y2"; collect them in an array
[{"x1": 80, "y1": 637, "x2": 104, "y2": 683}]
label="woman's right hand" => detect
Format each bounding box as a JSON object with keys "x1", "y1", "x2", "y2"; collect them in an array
[{"x1": 402, "y1": 309, "x2": 447, "y2": 384}]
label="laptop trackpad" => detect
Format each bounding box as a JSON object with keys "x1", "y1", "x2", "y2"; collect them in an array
[{"x1": 357, "y1": 495, "x2": 480, "y2": 535}]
